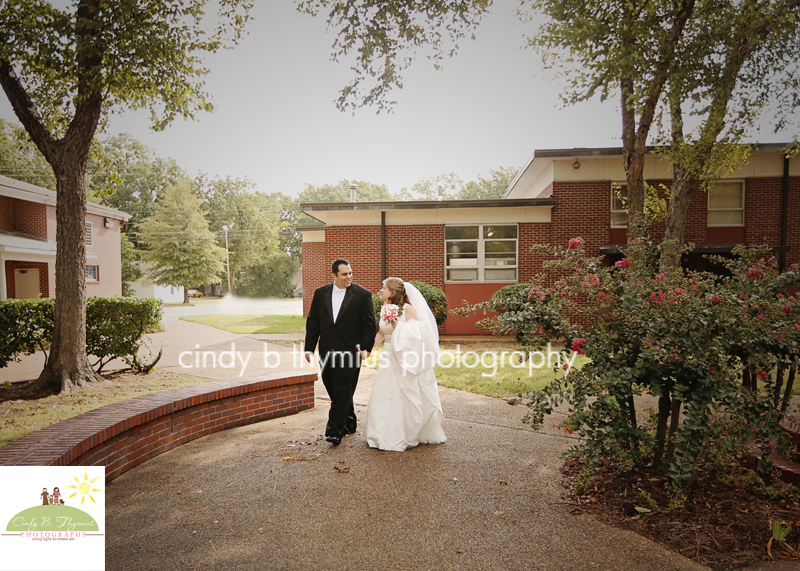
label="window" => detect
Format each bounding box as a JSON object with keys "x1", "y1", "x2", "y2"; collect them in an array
[
  {"x1": 611, "y1": 184, "x2": 628, "y2": 227},
  {"x1": 85, "y1": 221, "x2": 93, "y2": 247},
  {"x1": 445, "y1": 224, "x2": 517, "y2": 282},
  {"x1": 708, "y1": 181, "x2": 744, "y2": 226},
  {"x1": 85, "y1": 265, "x2": 99, "y2": 282}
]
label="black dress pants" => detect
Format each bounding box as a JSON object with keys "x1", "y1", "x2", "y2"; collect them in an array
[{"x1": 320, "y1": 352, "x2": 360, "y2": 438}]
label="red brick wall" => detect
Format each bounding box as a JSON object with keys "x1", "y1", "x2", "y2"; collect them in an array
[
  {"x1": 302, "y1": 241, "x2": 327, "y2": 317},
  {"x1": 0, "y1": 195, "x2": 13, "y2": 232},
  {"x1": 300, "y1": 174, "x2": 800, "y2": 332},
  {"x1": 12, "y1": 199, "x2": 47, "y2": 238},
  {"x1": 385, "y1": 225, "x2": 444, "y2": 289},
  {"x1": 0, "y1": 373, "x2": 316, "y2": 482},
  {"x1": 4, "y1": 260, "x2": 51, "y2": 298}
]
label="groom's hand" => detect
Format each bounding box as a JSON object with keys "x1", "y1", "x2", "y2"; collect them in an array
[
  {"x1": 304, "y1": 351, "x2": 314, "y2": 363},
  {"x1": 359, "y1": 350, "x2": 370, "y2": 360}
]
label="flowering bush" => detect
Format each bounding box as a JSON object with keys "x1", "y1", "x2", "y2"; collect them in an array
[{"x1": 476, "y1": 234, "x2": 800, "y2": 488}]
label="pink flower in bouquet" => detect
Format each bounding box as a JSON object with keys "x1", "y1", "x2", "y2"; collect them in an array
[{"x1": 381, "y1": 303, "x2": 402, "y2": 323}]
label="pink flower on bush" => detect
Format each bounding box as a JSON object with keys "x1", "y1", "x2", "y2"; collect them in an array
[
  {"x1": 650, "y1": 291, "x2": 666, "y2": 304},
  {"x1": 782, "y1": 305, "x2": 792, "y2": 315},
  {"x1": 757, "y1": 314, "x2": 764, "y2": 321},
  {"x1": 674, "y1": 288, "x2": 684, "y2": 294},
  {"x1": 655, "y1": 273, "x2": 667, "y2": 282},
  {"x1": 777, "y1": 333, "x2": 784, "y2": 341},
  {"x1": 571, "y1": 338, "x2": 587, "y2": 355},
  {"x1": 754, "y1": 369, "x2": 768, "y2": 382},
  {"x1": 794, "y1": 323, "x2": 800, "y2": 331},
  {"x1": 527, "y1": 287, "x2": 546, "y2": 303},
  {"x1": 568, "y1": 238, "x2": 583, "y2": 250},
  {"x1": 709, "y1": 295, "x2": 720, "y2": 304},
  {"x1": 615, "y1": 259, "x2": 631, "y2": 269},
  {"x1": 777, "y1": 293, "x2": 785, "y2": 299},
  {"x1": 745, "y1": 266, "x2": 765, "y2": 281}
]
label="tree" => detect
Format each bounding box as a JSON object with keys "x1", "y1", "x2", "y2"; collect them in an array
[
  {"x1": 458, "y1": 166, "x2": 519, "y2": 200},
  {"x1": 197, "y1": 175, "x2": 285, "y2": 295},
  {"x1": 120, "y1": 232, "x2": 142, "y2": 297},
  {"x1": 235, "y1": 253, "x2": 299, "y2": 298},
  {"x1": 658, "y1": 0, "x2": 800, "y2": 269},
  {"x1": 0, "y1": 0, "x2": 251, "y2": 394},
  {"x1": 89, "y1": 133, "x2": 185, "y2": 249},
  {"x1": 297, "y1": 0, "x2": 491, "y2": 113},
  {"x1": 138, "y1": 180, "x2": 225, "y2": 304},
  {"x1": 298, "y1": 179, "x2": 394, "y2": 203},
  {"x1": 399, "y1": 173, "x2": 463, "y2": 201},
  {"x1": 0, "y1": 119, "x2": 55, "y2": 190}
]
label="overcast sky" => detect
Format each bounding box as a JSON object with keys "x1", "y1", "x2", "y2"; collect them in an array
[{"x1": 0, "y1": 0, "x2": 791, "y2": 198}]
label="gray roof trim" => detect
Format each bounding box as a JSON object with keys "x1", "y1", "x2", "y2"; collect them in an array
[{"x1": 301, "y1": 197, "x2": 557, "y2": 212}]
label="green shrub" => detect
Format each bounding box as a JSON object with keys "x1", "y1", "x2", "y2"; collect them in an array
[
  {"x1": 373, "y1": 281, "x2": 448, "y2": 326},
  {"x1": 86, "y1": 297, "x2": 163, "y2": 372},
  {"x1": 0, "y1": 298, "x2": 54, "y2": 367},
  {"x1": 0, "y1": 296, "x2": 162, "y2": 373}
]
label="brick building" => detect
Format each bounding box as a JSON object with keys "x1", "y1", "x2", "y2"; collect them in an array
[
  {"x1": 300, "y1": 145, "x2": 800, "y2": 334},
  {"x1": 0, "y1": 174, "x2": 130, "y2": 299}
]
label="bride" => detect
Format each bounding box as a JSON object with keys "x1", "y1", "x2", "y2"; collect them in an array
[{"x1": 364, "y1": 278, "x2": 446, "y2": 452}]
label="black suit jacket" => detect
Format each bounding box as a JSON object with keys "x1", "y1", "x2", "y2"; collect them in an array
[{"x1": 304, "y1": 282, "x2": 376, "y2": 360}]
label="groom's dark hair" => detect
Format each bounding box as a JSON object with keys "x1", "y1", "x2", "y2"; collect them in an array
[{"x1": 332, "y1": 259, "x2": 350, "y2": 275}]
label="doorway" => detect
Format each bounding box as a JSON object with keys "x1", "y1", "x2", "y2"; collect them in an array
[{"x1": 14, "y1": 268, "x2": 40, "y2": 299}]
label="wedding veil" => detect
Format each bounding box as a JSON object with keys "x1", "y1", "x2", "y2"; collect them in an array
[{"x1": 403, "y1": 282, "x2": 439, "y2": 345}]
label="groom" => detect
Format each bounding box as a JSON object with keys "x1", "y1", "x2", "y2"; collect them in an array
[{"x1": 304, "y1": 259, "x2": 376, "y2": 445}]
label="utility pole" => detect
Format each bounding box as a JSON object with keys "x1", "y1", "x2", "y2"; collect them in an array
[{"x1": 222, "y1": 223, "x2": 234, "y2": 295}]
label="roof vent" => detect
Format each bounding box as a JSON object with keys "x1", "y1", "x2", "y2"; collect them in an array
[{"x1": 349, "y1": 183, "x2": 357, "y2": 203}]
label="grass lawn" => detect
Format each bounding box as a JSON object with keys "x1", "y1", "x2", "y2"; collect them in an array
[
  {"x1": 0, "y1": 371, "x2": 216, "y2": 448},
  {"x1": 364, "y1": 340, "x2": 589, "y2": 399},
  {"x1": 179, "y1": 314, "x2": 306, "y2": 334}
]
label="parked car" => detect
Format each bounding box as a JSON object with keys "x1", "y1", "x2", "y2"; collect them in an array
[{"x1": 188, "y1": 289, "x2": 203, "y2": 298}]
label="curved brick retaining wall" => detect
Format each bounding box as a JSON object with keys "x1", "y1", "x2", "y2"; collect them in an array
[{"x1": 0, "y1": 372, "x2": 316, "y2": 481}]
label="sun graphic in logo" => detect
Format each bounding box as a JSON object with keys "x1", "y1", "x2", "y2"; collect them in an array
[{"x1": 66, "y1": 468, "x2": 103, "y2": 508}]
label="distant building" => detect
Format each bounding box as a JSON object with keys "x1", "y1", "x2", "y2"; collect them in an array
[
  {"x1": 299, "y1": 144, "x2": 799, "y2": 334},
  {"x1": 128, "y1": 262, "x2": 185, "y2": 303},
  {"x1": 0, "y1": 174, "x2": 130, "y2": 299}
]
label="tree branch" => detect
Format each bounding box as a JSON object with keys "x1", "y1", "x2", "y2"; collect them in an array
[{"x1": 0, "y1": 60, "x2": 58, "y2": 164}]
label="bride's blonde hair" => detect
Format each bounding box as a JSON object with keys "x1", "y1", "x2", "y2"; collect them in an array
[{"x1": 383, "y1": 277, "x2": 409, "y2": 306}]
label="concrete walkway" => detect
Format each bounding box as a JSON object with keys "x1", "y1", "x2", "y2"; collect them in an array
[{"x1": 0, "y1": 311, "x2": 776, "y2": 570}]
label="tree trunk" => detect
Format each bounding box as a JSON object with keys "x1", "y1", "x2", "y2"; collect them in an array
[
  {"x1": 660, "y1": 164, "x2": 697, "y2": 271},
  {"x1": 184, "y1": 286, "x2": 190, "y2": 304},
  {"x1": 781, "y1": 364, "x2": 796, "y2": 417},
  {"x1": 774, "y1": 363, "x2": 786, "y2": 411},
  {"x1": 664, "y1": 398, "x2": 683, "y2": 460},
  {"x1": 30, "y1": 154, "x2": 103, "y2": 393},
  {"x1": 652, "y1": 393, "x2": 672, "y2": 466}
]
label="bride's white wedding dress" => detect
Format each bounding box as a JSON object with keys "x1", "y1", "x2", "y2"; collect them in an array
[{"x1": 366, "y1": 307, "x2": 447, "y2": 452}]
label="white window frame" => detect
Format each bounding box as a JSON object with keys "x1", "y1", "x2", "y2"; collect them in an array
[
  {"x1": 85, "y1": 221, "x2": 93, "y2": 247},
  {"x1": 444, "y1": 224, "x2": 518, "y2": 283},
  {"x1": 611, "y1": 183, "x2": 628, "y2": 228},
  {"x1": 707, "y1": 180, "x2": 745, "y2": 227},
  {"x1": 85, "y1": 265, "x2": 99, "y2": 282}
]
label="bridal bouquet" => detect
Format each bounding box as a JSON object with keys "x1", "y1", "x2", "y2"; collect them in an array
[{"x1": 380, "y1": 303, "x2": 402, "y2": 323}]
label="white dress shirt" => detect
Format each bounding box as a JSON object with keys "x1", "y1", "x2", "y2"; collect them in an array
[{"x1": 332, "y1": 285, "x2": 347, "y2": 323}]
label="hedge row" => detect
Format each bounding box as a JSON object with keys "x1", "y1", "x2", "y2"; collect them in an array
[{"x1": 0, "y1": 297, "x2": 163, "y2": 373}]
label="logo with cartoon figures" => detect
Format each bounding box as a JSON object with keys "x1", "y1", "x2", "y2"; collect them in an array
[{"x1": 6, "y1": 469, "x2": 103, "y2": 536}]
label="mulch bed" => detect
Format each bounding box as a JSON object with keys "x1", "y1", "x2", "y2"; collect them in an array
[{"x1": 561, "y1": 455, "x2": 800, "y2": 570}]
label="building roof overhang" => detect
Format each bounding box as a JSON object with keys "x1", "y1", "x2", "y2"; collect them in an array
[
  {"x1": 0, "y1": 174, "x2": 132, "y2": 221},
  {"x1": 300, "y1": 197, "x2": 557, "y2": 226},
  {"x1": 504, "y1": 143, "x2": 799, "y2": 200}
]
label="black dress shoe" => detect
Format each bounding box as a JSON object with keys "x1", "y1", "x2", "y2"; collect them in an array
[{"x1": 326, "y1": 435, "x2": 342, "y2": 445}]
